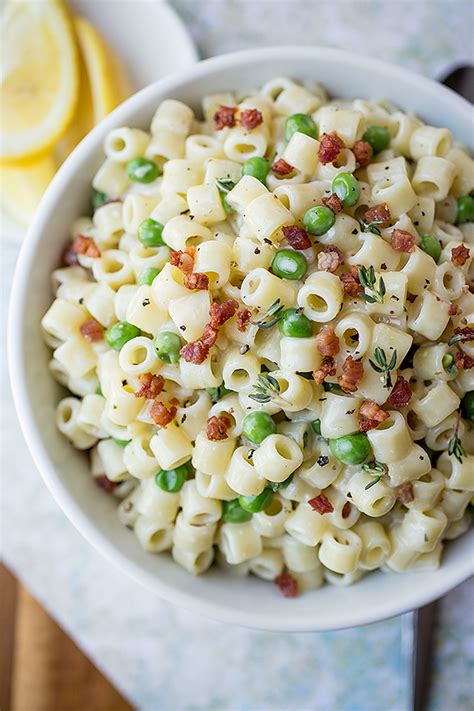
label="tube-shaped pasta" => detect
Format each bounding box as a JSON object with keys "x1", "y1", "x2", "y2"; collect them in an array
[{"x1": 252, "y1": 434, "x2": 303, "y2": 483}]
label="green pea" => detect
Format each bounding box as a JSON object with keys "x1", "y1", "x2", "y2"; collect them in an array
[
  {"x1": 222, "y1": 499, "x2": 253, "y2": 523},
  {"x1": 456, "y1": 195, "x2": 474, "y2": 225},
  {"x1": 271, "y1": 248, "x2": 307, "y2": 280},
  {"x1": 242, "y1": 156, "x2": 270, "y2": 183},
  {"x1": 284, "y1": 113, "x2": 318, "y2": 141},
  {"x1": 303, "y1": 205, "x2": 335, "y2": 236},
  {"x1": 268, "y1": 474, "x2": 293, "y2": 492},
  {"x1": 239, "y1": 488, "x2": 274, "y2": 513},
  {"x1": 138, "y1": 218, "x2": 165, "y2": 247},
  {"x1": 126, "y1": 157, "x2": 160, "y2": 184},
  {"x1": 154, "y1": 331, "x2": 182, "y2": 365},
  {"x1": 332, "y1": 172, "x2": 360, "y2": 207},
  {"x1": 329, "y1": 433, "x2": 371, "y2": 465},
  {"x1": 137, "y1": 267, "x2": 161, "y2": 285},
  {"x1": 105, "y1": 321, "x2": 141, "y2": 351},
  {"x1": 112, "y1": 437, "x2": 131, "y2": 447},
  {"x1": 91, "y1": 189, "x2": 109, "y2": 211},
  {"x1": 442, "y1": 353, "x2": 458, "y2": 375},
  {"x1": 311, "y1": 419, "x2": 321, "y2": 435},
  {"x1": 206, "y1": 383, "x2": 231, "y2": 403},
  {"x1": 154, "y1": 463, "x2": 190, "y2": 493},
  {"x1": 242, "y1": 411, "x2": 276, "y2": 444},
  {"x1": 278, "y1": 308, "x2": 313, "y2": 338},
  {"x1": 419, "y1": 234, "x2": 442, "y2": 263},
  {"x1": 362, "y1": 125, "x2": 391, "y2": 154},
  {"x1": 461, "y1": 391, "x2": 474, "y2": 422}
]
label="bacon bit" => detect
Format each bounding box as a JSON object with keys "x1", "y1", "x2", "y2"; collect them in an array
[
  {"x1": 236, "y1": 308, "x2": 252, "y2": 333},
  {"x1": 95, "y1": 475, "x2": 116, "y2": 493},
  {"x1": 134, "y1": 373, "x2": 165, "y2": 399},
  {"x1": 180, "y1": 340, "x2": 210, "y2": 365},
  {"x1": 316, "y1": 325, "x2": 340, "y2": 357},
  {"x1": 62, "y1": 245, "x2": 80, "y2": 266},
  {"x1": 386, "y1": 376, "x2": 412, "y2": 408},
  {"x1": 394, "y1": 482, "x2": 414, "y2": 505},
  {"x1": 71, "y1": 234, "x2": 101, "y2": 258},
  {"x1": 358, "y1": 400, "x2": 389, "y2": 432},
  {"x1": 275, "y1": 572, "x2": 298, "y2": 598},
  {"x1": 340, "y1": 265, "x2": 362, "y2": 297},
  {"x1": 451, "y1": 326, "x2": 474, "y2": 343},
  {"x1": 282, "y1": 225, "x2": 312, "y2": 250},
  {"x1": 318, "y1": 132, "x2": 345, "y2": 165},
  {"x1": 80, "y1": 319, "x2": 104, "y2": 343},
  {"x1": 209, "y1": 299, "x2": 239, "y2": 328},
  {"x1": 317, "y1": 244, "x2": 345, "y2": 273},
  {"x1": 448, "y1": 303, "x2": 460, "y2": 316},
  {"x1": 364, "y1": 204, "x2": 391, "y2": 226},
  {"x1": 271, "y1": 158, "x2": 294, "y2": 176},
  {"x1": 184, "y1": 272, "x2": 209, "y2": 290},
  {"x1": 214, "y1": 105, "x2": 237, "y2": 130},
  {"x1": 150, "y1": 401, "x2": 177, "y2": 427},
  {"x1": 201, "y1": 323, "x2": 219, "y2": 348},
  {"x1": 454, "y1": 350, "x2": 474, "y2": 370},
  {"x1": 391, "y1": 228, "x2": 416, "y2": 253},
  {"x1": 322, "y1": 194, "x2": 344, "y2": 213},
  {"x1": 352, "y1": 140, "x2": 373, "y2": 168},
  {"x1": 451, "y1": 244, "x2": 470, "y2": 267},
  {"x1": 170, "y1": 248, "x2": 195, "y2": 274},
  {"x1": 312, "y1": 356, "x2": 336, "y2": 384},
  {"x1": 206, "y1": 414, "x2": 232, "y2": 441},
  {"x1": 239, "y1": 108, "x2": 263, "y2": 130},
  {"x1": 308, "y1": 494, "x2": 334, "y2": 514},
  {"x1": 341, "y1": 501, "x2": 352, "y2": 519},
  {"x1": 339, "y1": 356, "x2": 364, "y2": 393}
]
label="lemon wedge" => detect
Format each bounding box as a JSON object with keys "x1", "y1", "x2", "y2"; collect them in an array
[
  {"x1": 0, "y1": 155, "x2": 57, "y2": 225},
  {"x1": 0, "y1": 0, "x2": 79, "y2": 166}
]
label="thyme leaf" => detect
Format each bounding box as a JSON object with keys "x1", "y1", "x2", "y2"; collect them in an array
[
  {"x1": 358, "y1": 265, "x2": 386, "y2": 304},
  {"x1": 369, "y1": 347, "x2": 398, "y2": 388},
  {"x1": 448, "y1": 413, "x2": 466, "y2": 463},
  {"x1": 364, "y1": 476, "x2": 382, "y2": 490},
  {"x1": 448, "y1": 327, "x2": 474, "y2": 346},
  {"x1": 251, "y1": 298, "x2": 285, "y2": 330},
  {"x1": 248, "y1": 373, "x2": 281, "y2": 404},
  {"x1": 216, "y1": 177, "x2": 236, "y2": 214},
  {"x1": 362, "y1": 460, "x2": 387, "y2": 475}
]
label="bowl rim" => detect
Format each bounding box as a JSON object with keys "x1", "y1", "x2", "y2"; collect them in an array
[{"x1": 8, "y1": 46, "x2": 474, "y2": 632}]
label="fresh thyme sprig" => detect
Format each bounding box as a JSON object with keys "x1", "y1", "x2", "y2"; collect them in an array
[
  {"x1": 251, "y1": 298, "x2": 285, "y2": 330},
  {"x1": 448, "y1": 413, "x2": 466, "y2": 464},
  {"x1": 358, "y1": 265, "x2": 386, "y2": 304},
  {"x1": 216, "y1": 177, "x2": 236, "y2": 214},
  {"x1": 362, "y1": 460, "x2": 388, "y2": 489},
  {"x1": 362, "y1": 220, "x2": 385, "y2": 236},
  {"x1": 248, "y1": 373, "x2": 281, "y2": 404},
  {"x1": 369, "y1": 347, "x2": 398, "y2": 388}
]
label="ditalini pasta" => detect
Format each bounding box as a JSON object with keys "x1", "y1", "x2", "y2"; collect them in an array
[{"x1": 42, "y1": 79, "x2": 474, "y2": 597}]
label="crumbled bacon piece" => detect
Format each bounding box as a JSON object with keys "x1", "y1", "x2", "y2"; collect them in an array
[
  {"x1": 454, "y1": 350, "x2": 474, "y2": 370},
  {"x1": 358, "y1": 400, "x2": 389, "y2": 432},
  {"x1": 275, "y1": 572, "x2": 298, "y2": 598},
  {"x1": 170, "y1": 248, "x2": 195, "y2": 274},
  {"x1": 339, "y1": 356, "x2": 364, "y2": 393},
  {"x1": 236, "y1": 308, "x2": 252, "y2": 333},
  {"x1": 391, "y1": 228, "x2": 416, "y2": 253},
  {"x1": 271, "y1": 158, "x2": 294, "y2": 176},
  {"x1": 180, "y1": 340, "x2": 210, "y2": 365},
  {"x1": 451, "y1": 244, "x2": 470, "y2": 267},
  {"x1": 312, "y1": 356, "x2": 336, "y2": 384},
  {"x1": 341, "y1": 501, "x2": 352, "y2": 519},
  {"x1": 239, "y1": 108, "x2": 263, "y2": 130},
  {"x1": 184, "y1": 272, "x2": 209, "y2": 290},
  {"x1": 386, "y1": 376, "x2": 412, "y2": 408},
  {"x1": 201, "y1": 323, "x2": 219, "y2": 348},
  {"x1": 317, "y1": 245, "x2": 345, "y2": 273},
  {"x1": 214, "y1": 105, "x2": 237, "y2": 130},
  {"x1": 451, "y1": 327, "x2": 474, "y2": 343},
  {"x1": 318, "y1": 132, "x2": 345, "y2": 165},
  {"x1": 207, "y1": 415, "x2": 232, "y2": 441},
  {"x1": 364, "y1": 204, "x2": 391, "y2": 226},
  {"x1": 71, "y1": 234, "x2": 101, "y2": 258},
  {"x1": 322, "y1": 193, "x2": 344, "y2": 213},
  {"x1": 209, "y1": 299, "x2": 239, "y2": 328},
  {"x1": 448, "y1": 303, "x2": 460, "y2": 316},
  {"x1": 340, "y1": 265, "x2": 362, "y2": 297},
  {"x1": 352, "y1": 140, "x2": 373, "y2": 168},
  {"x1": 282, "y1": 225, "x2": 312, "y2": 250},
  {"x1": 316, "y1": 325, "x2": 340, "y2": 357},
  {"x1": 134, "y1": 373, "x2": 165, "y2": 399},
  {"x1": 394, "y1": 482, "x2": 414, "y2": 505},
  {"x1": 308, "y1": 494, "x2": 334, "y2": 514},
  {"x1": 150, "y1": 401, "x2": 177, "y2": 427},
  {"x1": 80, "y1": 319, "x2": 104, "y2": 343},
  {"x1": 95, "y1": 475, "x2": 116, "y2": 493}
]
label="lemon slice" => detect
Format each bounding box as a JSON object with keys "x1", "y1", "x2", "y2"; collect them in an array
[
  {"x1": 74, "y1": 16, "x2": 130, "y2": 124},
  {"x1": 0, "y1": 155, "x2": 57, "y2": 225},
  {"x1": 0, "y1": 0, "x2": 79, "y2": 166}
]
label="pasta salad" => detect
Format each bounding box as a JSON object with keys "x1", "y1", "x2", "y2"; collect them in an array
[{"x1": 42, "y1": 78, "x2": 474, "y2": 596}]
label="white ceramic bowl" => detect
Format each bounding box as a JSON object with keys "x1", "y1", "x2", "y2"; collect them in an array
[{"x1": 9, "y1": 47, "x2": 474, "y2": 631}]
